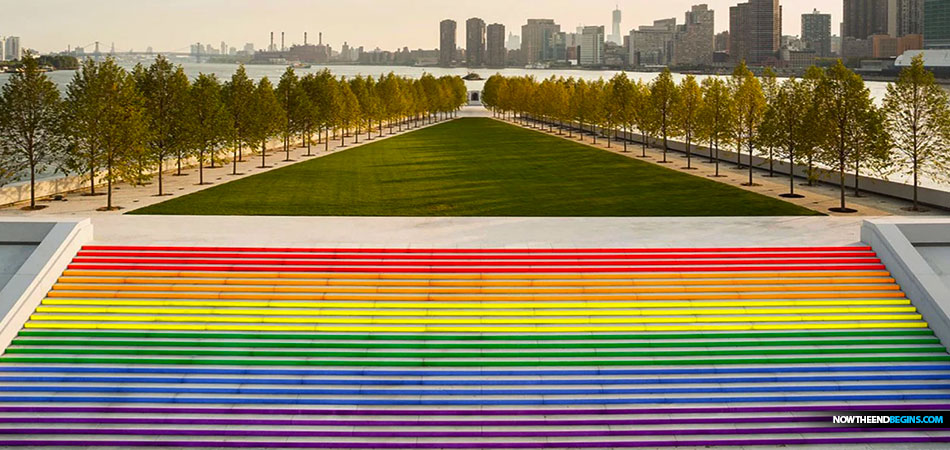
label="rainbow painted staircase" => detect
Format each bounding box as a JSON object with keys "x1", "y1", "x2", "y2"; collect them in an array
[{"x1": 0, "y1": 245, "x2": 949, "y2": 448}]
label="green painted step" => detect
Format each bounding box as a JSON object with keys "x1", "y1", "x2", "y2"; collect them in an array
[
  {"x1": 3, "y1": 355, "x2": 950, "y2": 367},
  {"x1": 10, "y1": 338, "x2": 942, "y2": 350},
  {"x1": 15, "y1": 329, "x2": 937, "y2": 341},
  {"x1": 4, "y1": 346, "x2": 946, "y2": 358}
]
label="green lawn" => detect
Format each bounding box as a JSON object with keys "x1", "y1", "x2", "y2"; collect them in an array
[{"x1": 131, "y1": 118, "x2": 820, "y2": 217}]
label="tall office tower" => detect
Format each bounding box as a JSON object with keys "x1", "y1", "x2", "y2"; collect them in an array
[
  {"x1": 440, "y1": 19, "x2": 457, "y2": 67},
  {"x1": 220, "y1": 41, "x2": 227, "y2": 55},
  {"x1": 611, "y1": 7, "x2": 623, "y2": 45},
  {"x1": 0, "y1": 37, "x2": 6, "y2": 61},
  {"x1": 579, "y1": 26, "x2": 605, "y2": 66},
  {"x1": 729, "y1": 0, "x2": 781, "y2": 64},
  {"x1": 466, "y1": 17, "x2": 486, "y2": 67},
  {"x1": 674, "y1": 4, "x2": 715, "y2": 66},
  {"x1": 486, "y1": 23, "x2": 506, "y2": 68},
  {"x1": 521, "y1": 19, "x2": 561, "y2": 65},
  {"x1": 898, "y1": 0, "x2": 925, "y2": 36},
  {"x1": 924, "y1": 0, "x2": 950, "y2": 48},
  {"x1": 802, "y1": 9, "x2": 832, "y2": 57},
  {"x1": 843, "y1": 0, "x2": 889, "y2": 39}
]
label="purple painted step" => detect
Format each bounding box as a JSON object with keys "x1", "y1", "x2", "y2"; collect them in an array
[
  {"x1": 1, "y1": 403, "x2": 947, "y2": 416},
  {"x1": 3, "y1": 427, "x2": 949, "y2": 438},
  {"x1": 3, "y1": 437, "x2": 950, "y2": 448}
]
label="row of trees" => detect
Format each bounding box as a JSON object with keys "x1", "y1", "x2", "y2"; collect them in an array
[
  {"x1": 0, "y1": 54, "x2": 468, "y2": 210},
  {"x1": 483, "y1": 56, "x2": 950, "y2": 212}
]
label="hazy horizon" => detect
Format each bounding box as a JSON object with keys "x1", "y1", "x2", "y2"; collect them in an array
[{"x1": 5, "y1": 0, "x2": 843, "y2": 54}]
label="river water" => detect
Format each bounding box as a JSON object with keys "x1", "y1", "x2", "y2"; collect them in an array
[{"x1": 0, "y1": 62, "x2": 897, "y2": 103}]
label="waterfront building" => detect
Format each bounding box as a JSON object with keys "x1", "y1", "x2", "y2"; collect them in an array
[
  {"x1": 925, "y1": 0, "x2": 950, "y2": 49},
  {"x1": 729, "y1": 0, "x2": 781, "y2": 65},
  {"x1": 673, "y1": 4, "x2": 714, "y2": 67},
  {"x1": 521, "y1": 19, "x2": 561, "y2": 65},
  {"x1": 487, "y1": 23, "x2": 506, "y2": 68},
  {"x1": 466, "y1": 17, "x2": 486, "y2": 67},
  {"x1": 629, "y1": 18, "x2": 676, "y2": 66},
  {"x1": 714, "y1": 31, "x2": 730, "y2": 52},
  {"x1": 610, "y1": 7, "x2": 623, "y2": 45},
  {"x1": 844, "y1": 0, "x2": 888, "y2": 40},
  {"x1": 580, "y1": 26, "x2": 605, "y2": 66},
  {"x1": 898, "y1": 0, "x2": 925, "y2": 36},
  {"x1": 440, "y1": 19, "x2": 457, "y2": 67},
  {"x1": 802, "y1": 9, "x2": 832, "y2": 57}
]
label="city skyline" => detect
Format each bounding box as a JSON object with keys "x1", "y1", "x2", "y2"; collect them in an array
[{"x1": 6, "y1": 0, "x2": 845, "y2": 54}]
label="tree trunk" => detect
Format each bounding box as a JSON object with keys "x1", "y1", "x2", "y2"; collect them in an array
[
  {"x1": 686, "y1": 136, "x2": 692, "y2": 169},
  {"x1": 89, "y1": 165, "x2": 96, "y2": 195},
  {"x1": 177, "y1": 155, "x2": 182, "y2": 176},
  {"x1": 325, "y1": 128, "x2": 330, "y2": 152},
  {"x1": 854, "y1": 160, "x2": 861, "y2": 197},
  {"x1": 789, "y1": 149, "x2": 796, "y2": 196},
  {"x1": 913, "y1": 156, "x2": 919, "y2": 210},
  {"x1": 30, "y1": 163, "x2": 36, "y2": 209},
  {"x1": 261, "y1": 141, "x2": 267, "y2": 168},
  {"x1": 158, "y1": 160, "x2": 164, "y2": 195},
  {"x1": 747, "y1": 141, "x2": 754, "y2": 186},
  {"x1": 199, "y1": 149, "x2": 205, "y2": 185}
]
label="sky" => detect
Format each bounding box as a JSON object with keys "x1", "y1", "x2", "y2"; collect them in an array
[{"x1": 4, "y1": 0, "x2": 843, "y2": 54}]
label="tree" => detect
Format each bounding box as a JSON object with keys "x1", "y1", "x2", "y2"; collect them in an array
[
  {"x1": 629, "y1": 80, "x2": 653, "y2": 158},
  {"x1": 222, "y1": 65, "x2": 256, "y2": 174},
  {"x1": 674, "y1": 75, "x2": 703, "y2": 169},
  {"x1": 62, "y1": 59, "x2": 105, "y2": 197},
  {"x1": 0, "y1": 52, "x2": 65, "y2": 209},
  {"x1": 763, "y1": 78, "x2": 818, "y2": 198},
  {"x1": 731, "y1": 62, "x2": 766, "y2": 186},
  {"x1": 650, "y1": 68, "x2": 678, "y2": 162},
  {"x1": 338, "y1": 79, "x2": 361, "y2": 147},
  {"x1": 801, "y1": 66, "x2": 828, "y2": 186},
  {"x1": 585, "y1": 80, "x2": 606, "y2": 145},
  {"x1": 250, "y1": 76, "x2": 283, "y2": 168},
  {"x1": 819, "y1": 61, "x2": 872, "y2": 213},
  {"x1": 849, "y1": 104, "x2": 891, "y2": 197},
  {"x1": 297, "y1": 73, "x2": 321, "y2": 155},
  {"x1": 758, "y1": 67, "x2": 780, "y2": 177},
  {"x1": 883, "y1": 54, "x2": 950, "y2": 211},
  {"x1": 187, "y1": 73, "x2": 231, "y2": 185},
  {"x1": 63, "y1": 58, "x2": 146, "y2": 210},
  {"x1": 277, "y1": 67, "x2": 304, "y2": 162},
  {"x1": 697, "y1": 77, "x2": 733, "y2": 177},
  {"x1": 134, "y1": 56, "x2": 190, "y2": 193},
  {"x1": 309, "y1": 70, "x2": 341, "y2": 151}
]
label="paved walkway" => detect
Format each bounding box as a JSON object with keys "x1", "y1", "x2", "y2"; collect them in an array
[
  {"x1": 0, "y1": 120, "x2": 449, "y2": 217},
  {"x1": 501, "y1": 118, "x2": 949, "y2": 218}
]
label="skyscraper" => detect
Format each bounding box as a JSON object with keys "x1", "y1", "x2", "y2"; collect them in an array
[
  {"x1": 521, "y1": 19, "x2": 561, "y2": 65},
  {"x1": 466, "y1": 17, "x2": 486, "y2": 67},
  {"x1": 440, "y1": 19, "x2": 457, "y2": 67},
  {"x1": 802, "y1": 9, "x2": 832, "y2": 57},
  {"x1": 674, "y1": 4, "x2": 715, "y2": 66},
  {"x1": 898, "y1": 0, "x2": 925, "y2": 36},
  {"x1": 629, "y1": 18, "x2": 677, "y2": 66},
  {"x1": 487, "y1": 23, "x2": 506, "y2": 68},
  {"x1": 924, "y1": 0, "x2": 950, "y2": 49},
  {"x1": 611, "y1": 7, "x2": 623, "y2": 45},
  {"x1": 580, "y1": 26, "x2": 605, "y2": 66},
  {"x1": 843, "y1": 0, "x2": 889, "y2": 39},
  {"x1": 729, "y1": 0, "x2": 781, "y2": 65}
]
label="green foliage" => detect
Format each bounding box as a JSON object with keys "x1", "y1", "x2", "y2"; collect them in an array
[
  {"x1": 674, "y1": 75, "x2": 703, "y2": 163},
  {"x1": 37, "y1": 55, "x2": 80, "y2": 70},
  {"x1": 817, "y1": 60, "x2": 875, "y2": 210},
  {"x1": 0, "y1": 52, "x2": 65, "y2": 207},
  {"x1": 650, "y1": 68, "x2": 679, "y2": 153},
  {"x1": 62, "y1": 57, "x2": 147, "y2": 209},
  {"x1": 883, "y1": 53, "x2": 950, "y2": 209},
  {"x1": 222, "y1": 65, "x2": 256, "y2": 163},
  {"x1": 134, "y1": 118, "x2": 819, "y2": 217},
  {"x1": 135, "y1": 55, "x2": 191, "y2": 193},
  {"x1": 187, "y1": 73, "x2": 232, "y2": 184}
]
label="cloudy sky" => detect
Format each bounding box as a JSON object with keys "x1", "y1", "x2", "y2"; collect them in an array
[{"x1": 5, "y1": 0, "x2": 843, "y2": 54}]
